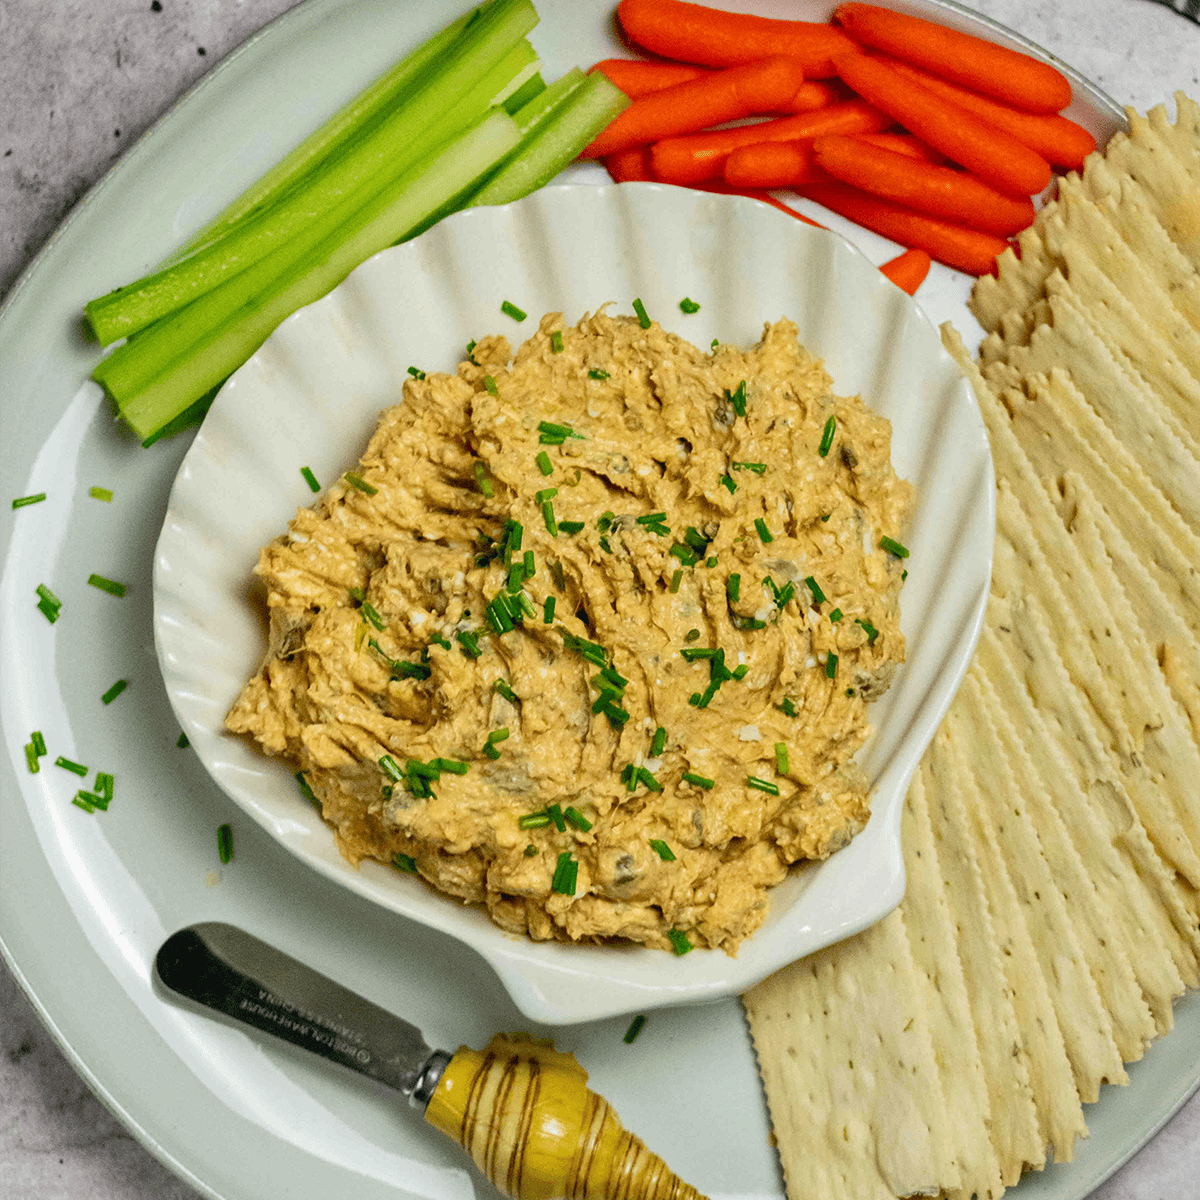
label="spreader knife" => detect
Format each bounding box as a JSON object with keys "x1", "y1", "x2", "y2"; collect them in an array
[{"x1": 155, "y1": 922, "x2": 705, "y2": 1200}]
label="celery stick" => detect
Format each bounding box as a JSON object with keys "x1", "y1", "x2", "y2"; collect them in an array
[
  {"x1": 106, "y1": 111, "x2": 522, "y2": 441},
  {"x1": 509, "y1": 68, "x2": 585, "y2": 135},
  {"x1": 166, "y1": 6, "x2": 480, "y2": 265},
  {"x1": 502, "y1": 72, "x2": 546, "y2": 115},
  {"x1": 467, "y1": 71, "x2": 629, "y2": 208},
  {"x1": 86, "y1": 0, "x2": 538, "y2": 346}
]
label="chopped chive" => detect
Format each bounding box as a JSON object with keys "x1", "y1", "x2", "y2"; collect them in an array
[
  {"x1": 880, "y1": 535, "x2": 910, "y2": 559},
  {"x1": 72, "y1": 795, "x2": 98, "y2": 813},
  {"x1": 819, "y1": 415, "x2": 836, "y2": 457},
  {"x1": 31, "y1": 731, "x2": 46, "y2": 757},
  {"x1": 804, "y1": 576, "x2": 826, "y2": 605},
  {"x1": 488, "y1": 728, "x2": 510, "y2": 744},
  {"x1": 12, "y1": 493, "x2": 46, "y2": 509},
  {"x1": 825, "y1": 652, "x2": 839, "y2": 679},
  {"x1": 669, "y1": 568, "x2": 683, "y2": 594},
  {"x1": 546, "y1": 803, "x2": 567, "y2": 832},
  {"x1": 727, "y1": 573, "x2": 741, "y2": 602},
  {"x1": 732, "y1": 664, "x2": 749, "y2": 680},
  {"x1": 295, "y1": 771, "x2": 319, "y2": 807},
  {"x1": 669, "y1": 543, "x2": 698, "y2": 567},
  {"x1": 101, "y1": 679, "x2": 128, "y2": 705},
  {"x1": 754, "y1": 518, "x2": 773, "y2": 544},
  {"x1": 856, "y1": 617, "x2": 880, "y2": 644},
  {"x1": 543, "y1": 595, "x2": 556, "y2": 623},
  {"x1": 483, "y1": 741, "x2": 501, "y2": 760},
  {"x1": 564, "y1": 805, "x2": 592, "y2": 831},
  {"x1": 94, "y1": 772, "x2": 114, "y2": 801},
  {"x1": 624, "y1": 1014, "x2": 647, "y2": 1043},
  {"x1": 550, "y1": 329, "x2": 564, "y2": 353},
  {"x1": 705, "y1": 555, "x2": 718, "y2": 568},
  {"x1": 456, "y1": 630, "x2": 482, "y2": 659},
  {"x1": 379, "y1": 755, "x2": 405, "y2": 782},
  {"x1": 392, "y1": 852, "x2": 418, "y2": 874},
  {"x1": 559, "y1": 520, "x2": 584, "y2": 535},
  {"x1": 407, "y1": 365, "x2": 426, "y2": 379},
  {"x1": 349, "y1": 587, "x2": 367, "y2": 601},
  {"x1": 360, "y1": 601, "x2": 386, "y2": 630},
  {"x1": 667, "y1": 929, "x2": 693, "y2": 955},
  {"x1": 776, "y1": 697, "x2": 798, "y2": 717},
  {"x1": 524, "y1": 844, "x2": 539, "y2": 856},
  {"x1": 821, "y1": 513, "x2": 831, "y2": 522},
  {"x1": 177, "y1": 731, "x2": 190, "y2": 749},
  {"x1": 432, "y1": 758, "x2": 469, "y2": 775},
  {"x1": 636, "y1": 512, "x2": 668, "y2": 527},
  {"x1": 37, "y1": 583, "x2": 61, "y2": 607},
  {"x1": 587, "y1": 368, "x2": 609, "y2": 381},
  {"x1": 731, "y1": 614, "x2": 766, "y2": 631},
  {"x1": 726, "y1": 380, "x2": 747, "y2": 418},
  {"x1": 24, "y1": 743, "x2": 39, "y2": 773},
  {"x1": 710, "y1": 338, "x2": 719, "y2": 350},
  {"x1": 430, "y1": 634, "x2": 452, "y2": 652},
  {"x1": 601, "y1": 699, "x2": 631, "y2": 727},
  {"x1": 731, "y1": 461, "x2": 767, "y2": 474},
  {"x1": 680, "y1": 647, "x2": 716, "y2": 661},
  {"x1": 542, "y1": 499, "x2": 558, "y2": 536},
  {"x1": 536, "y1": 451, "x2": 553, "y2": 477},
  {"x1": 37, "y1": 596, "x2": 59, "y2": 622},
  {"x1": 538, "y1": 420, "x2": 584, "y2": 440},
  {"x1": 829, "y1": 607, "x2": 843, "y2": 622},
  {"x1": 217, "y1": 823, "x2": 233, "y2": 864},
  {"x1": 599, "y1": 666, "x2": 628, "y2": 689},
  {"x1": 649, "y1": 838, "x2": 676, "y2": 861},
  {"x1": 632, "y1": 298, "x2": 651, "y2": 328},
  {"x1": 486, "y1": 598, "x2": 513, "y2": 635},
  {"x1": 746, "y1": 775, "x2": 780, "y2": 795},
  {"x1": 678, "y1": 297, "x2": 700, "y2": 313},
  {"x1": 551, "y1": 851, "x2": 578, "y2": 895},
  {"x1": 650, "y1": 726, "x2": 667, "y2": 757},
  {"x1": 483, "y1": 375, "x2": 499, "y2": 396},
  {"x1": 518, "y1": 810, "x2": 552, "y2": 829},
  {"x1": 774, "y1": 742, "x2": 789, "y2": 774},
  {"x1": 719, "y1": 473, "x2": 736, "y2": 494},
  {"x1": 55, "y1": 756, "x2": 88, "y2": 776},
  {"x1": 90, "y1": 485, "x2": 114, "y2": 502},
  {"x1": 535, "y1": 487, "x2": 559, "y2": 504},
  {"x1": 685, "y1": 629, "x2": 700, "y2": 643},
  {"x1": 474, "y1": 462, "x2": 494, "y2": 498},
  {"x1": 299, "y1": 466, "x2": 320, "y2": 493},
  {"x1": 636, "y1": 766, "x2": 662, "y2": 792},
  {"x1": 343, "y1": 472, "x2": 377, "y2": 496},
  {"x1": 466, "y1": 339, "x2": 477, "y2": 360},
  {"x1": 501, "y1": 300, "x2": 527, "y2": 322},
  {"x1": 493, "y1": 678, "x2": 519, "y2": 703},
  {"x1": 523, "y1": 549, "x2": 535, "y2": 578},
  {"x1": 88, "y1": 573, "x2": 127, "y2": 597},
  {"x1": 902, "y1": 569, "x2": 908, "y2": 581}
]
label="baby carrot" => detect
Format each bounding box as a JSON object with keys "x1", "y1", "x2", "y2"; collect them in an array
[
  {"x1": 590, "y1": 59, "x2": 711, "y2": 98},
  {"x1": 580, "y1": 56, "x2": 807, "y2": 159},
  {"x1": 833, "y1": 49, "x2": 1053, "y2": 196},
  {"x1": 834, "y1": 2, "x2": 1072, "y2": 114},
  {"x1": 802, "y1": 180, "x2": 1009, "y2": 274},
  {"x1": 850, "y1": 132, "x2": 947, "y2": 164},
  {"x1": 781, "y1": 80, "x2": 853, "y2": 113},
  {"x1": 604, "y1": 146, "x2": 654, "y2": 182},
  {"x1": 878, "y1": 248, "x2": 931, "y2": 294},
  {"x1": 723, "y1": 141, "x2": 823, "y2": 190},
  {"x1": 650, "y1": 99, "x2": 890, "y2": 185},
  {"x1": 812, "y1": 134, "x2": 1036, "y2": 235},
  {"x1": 617, "y1": 0, "x2": 856, "y2": 78},
  {"x1": 886, "y1": 61, "x2": 1097, "y2": 170}
]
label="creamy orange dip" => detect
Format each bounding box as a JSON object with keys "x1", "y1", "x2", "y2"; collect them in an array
[{"x1": 226, "y1": 308, "x2": 911, "y2": 953}]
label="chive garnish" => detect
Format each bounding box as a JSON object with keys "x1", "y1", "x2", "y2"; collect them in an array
[
  {"x1": 670, "y1": 543, "x2": 698, "y2": 567},
  {"x1": 650, "y1": 726, "x2": 667, "y2": 757},
  {"x1": 101, "y1": 679, "x2": 128, "y2": 705},
  {"x1": 90, "y1": 485, "x2": 114, "y2": 502},
  {"x1": 826, "y1": 652, "x2": 839, "y2": 679},
  {"x1": 774, "y1": 742, "x2": 789, "y2": 774},
  {"x1": 667, "y1": 929, "x2": 693, "y2": 955},
  {"x1": 705, "y1": 556, "x2": 718, "y2": 568},
  {"x1": 747, "y1": 775, "x2": 780, "y2": 795},
  {"x1": 37, "y1": 596, "x2": 59, "y2": 623},
  {"x1": 731, "y1": 461, "x2": 767, "y2": 474},
  {"x1": 24, "y1": 743, "x2": 39, "y2": 773},
  {"x1": 300, "y1": 467, "x2": 320, "y2": 493},
  {"x1": 524, "y1": 844, "x2": 539, "y2": 856},
  {"x1": 56, "y1": 756, "x2": 88, "y2": 776},
  {"x1": 535, "y1": 487, "x2": 558, "y2": 504},
  {"x1": 32, "y1": 731, "x2": 46, "y2": 757},
  {"x1": 680, "y1": 647, "x2": 715, "y2": 661},
  {"x1": 361, "y1": 601, "x2": 386, "y2": 630},
  {"x1": 433, "y1": 758, "x2": 469, "y2": 775},
  {"x1": 819, "y1": 415, "x2": 836, "y2": 457},
  {"x1": 12, "y1": 493, "x2": 46, "y2": 509},
  {"x1": 902, "y1": 569, "x2": 908, "y2": 581},
  {"x1": 559, "y1": 520, "x2": 584, "y2": 535},
  {"x1": 176, "y1": 731, "x2": 190, "y2": 749},
  {"x1": 624, "y1": 1014, "x2": 647, "y2": 1043},
  {"x1": 732, "y1": 664, "x2": 748, "y2": 680},
  {"x1": 88, "y1": 573, "x2": 127, "y2": 597},
  {"x1": 536, "y1": 451, "x2": 553, "y2": 477},
  {"x1": 494, "y1": 679, "x2": 519, "y2": 704},
  {"x1": 37, "y1": 583, "x2": 61, "y2": 607},
  {"x1": 564, "y1": 806, "x2": 592, "y2": 831},
  {"x1": 474, "y1": 462, "x2": 494, "y2": 497},
  {"x1": 544, "y1": 804, "x2": 567, "y2": 832},
  {"x1": 685, "y1": 628, "x2": 700, "y2": 643},
  {"x1": 344, "y1": 472, "x2": 378, "y2": 496},
  {"x1": 551, "y1": 851, "x2": 578, "y2": 895},
  {"x1": 501, "y1": 300, "x2": 527, "y2": 322},
  {"x1": 856, "y1": 617, "x2": 880, "y2": 644},
  {"x1": 632, "y1": 298, "x2": 651, "y2": 328},
  {"x1": 804, "y1": 576, "x2": 826, "y2": 605},
  {"x1": 407, "y1": 366, "x2": 426, "y2": 379},
  {"x1": 456, "y1": 630, "x2": 482, "y2": 659},
  {"x1": 523, "y1": 549, "x2": 535, "y2": 578},
  {"x1": 543, "y1": 596, "x2": 556, "y2": 624},
  {"x1": 776, "y1": 697, "x2": 798, "y2": 717},
  {"x1": 880, "y1": 535, "x2": 910, "y2": 559},
  {"x1": 483, "y1": 375, "x2": 499, "y2": 396},
  {"x1": 587, "y1": 368, "x2": 609, "y2": 381},
  {"x1": 727, "y1": 573, "x2": 741, "y2": 602},
  {"x1": 550, "y1": 330, "x2": 564, "y2": 353},
  {"x1": 719, "y1": 473, "x2": 736, "y2": 494},
  {"x1": 379, "y1": 755, "x2": 405, "y2": 782},
  {"x1": 393, "y1": 853, "x2": 418, "y2": 873},
  {"x1": 483, "y1": 743, "x2": 501, "y2": 760},
  {"x1": 754, "y1": 518, "x2": 773, "y2": 544},
  {"x1": 726, "y1": 380, "x2": 747, "y2": 418},
  {"x1": 489, "y1": 728, "x2": 510, "y2": 743},
  {"x1": 295, "y1": 771, "x2": 319, "y2": 807},
  {"x1": 217, "y1": 823, "x2": 233, "y2": 864},
  {"x1": 637, "y1": 766, "x2": 662, "y2": 792},
  {"x1": 649, "y1": 838, "x2": 676, "y2": 861},
  {"x1": 678, "y1": 297, "x2": 700, "y2": 313},
  {"x1": 519, "y1": 810, "x2": 551, "y2": 829},
  {"x1": 466, "y1": 339, "x2": 477, "y2": 360},
  {"x1": 669, "y1": 568, "x2": 683, "y2": 594},
  {"x1": 542, "y1": 499, "x2": 558, "y2": 537},
  {"x1": 73, "y1": 794, "x2": 98, "y2": 814},
  {"x1": 829, "y1": 607, "x2": 843, "y2": 622}
]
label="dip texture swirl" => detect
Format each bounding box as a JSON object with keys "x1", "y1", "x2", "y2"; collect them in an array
[{"x1": 227, "y1": 308, "x2": 911, "y2": 953}]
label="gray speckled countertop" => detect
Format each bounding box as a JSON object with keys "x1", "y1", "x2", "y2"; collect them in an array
[{"x1": 4, "y1": 1, "x2": 1200, "y2": 1197}]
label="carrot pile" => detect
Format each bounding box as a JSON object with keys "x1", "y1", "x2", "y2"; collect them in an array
[{"x1": 580, "y1": 0, "x2": 1099, "y2": 288}]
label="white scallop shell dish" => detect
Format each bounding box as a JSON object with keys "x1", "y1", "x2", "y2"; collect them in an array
[{"x1": 153, "y1": 183, "x2": 993, "y2": 1025}]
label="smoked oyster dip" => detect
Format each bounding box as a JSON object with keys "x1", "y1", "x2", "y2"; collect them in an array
[{"x1": 226, "y1": 309, "x2": 912, "y2": 954}]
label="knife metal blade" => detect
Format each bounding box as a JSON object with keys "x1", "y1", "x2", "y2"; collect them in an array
[{"x1": 154, "y1": 922, "x2": 450, "y2": 1105}]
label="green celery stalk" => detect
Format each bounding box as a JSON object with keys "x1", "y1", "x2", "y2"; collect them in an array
[
  {"x1": 164, "y1": 5, "x2": 481, "y2": 265},
  {"x1": 502, "y1": 71, "x2": 546, "y2": 115},
  {"x1": 105, "y1": 110, "x2": 522, "y2": 441},
  {"x1": 85, "y1": 0, "x2": 538, "y2": 346},
  {"x1": 467, "y1": 71, "x2": 629, "y2": 207},
  {"x1": 509, "y1": 67, "x2": 585, "y2": 135}
]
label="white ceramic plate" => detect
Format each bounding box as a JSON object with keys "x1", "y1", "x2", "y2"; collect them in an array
[
  {"x1": 9, "y1": 3, "x2": 1193, "y2": 1200},
  {"x1": 154, "y1": 183, "x2": 993, "y2": 1024}
]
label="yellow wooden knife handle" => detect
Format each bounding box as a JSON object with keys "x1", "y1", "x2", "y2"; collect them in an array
[{"x1": 425, "y1": 1033, "x2": 708, "y2": 1200}]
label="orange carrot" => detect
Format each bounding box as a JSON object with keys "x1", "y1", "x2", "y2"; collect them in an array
[
  {"x1": 802, "y1": 180, "x2": 1009, "y2": 274},
  {"x1": 812, "y1": 134, "x2": 1035, "y2": 235},
  {"x1": 886, "y1": 60, "x2": 1096, "y2": 169},
  {"x1": 604, "y1": 146, "x2": 654, "y2": 182},
  {"x1": 723, "y1": 141, "x2": 824, "y2": 190},
  {"x1": 834, "y1": 2, "x2": 1072, "y2": 114},
  {"x1": 617, "y1": 0, "x2": 856, "y2": 78},
  {"x1": 580, "y1": 56, "x2": 807, "y2": 159},
  {"x1": 590, "y1": 59, "x2": 711, "y2": 98},
  {"x1": 781, "y1": 80, "x2": 852, "y2": 113},
  {"x1": 650, "y1": 99, "x2": 890, "y2": 185},
  {"x1": 833, "y1": 49, "x2": 1052, "y2": 196},
  {"x1": 878, "y1": 248, "x2": 931, "y2": 294},
  {"x1": 850, "y1": 132, "x2": 946, "y2": 164}
]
